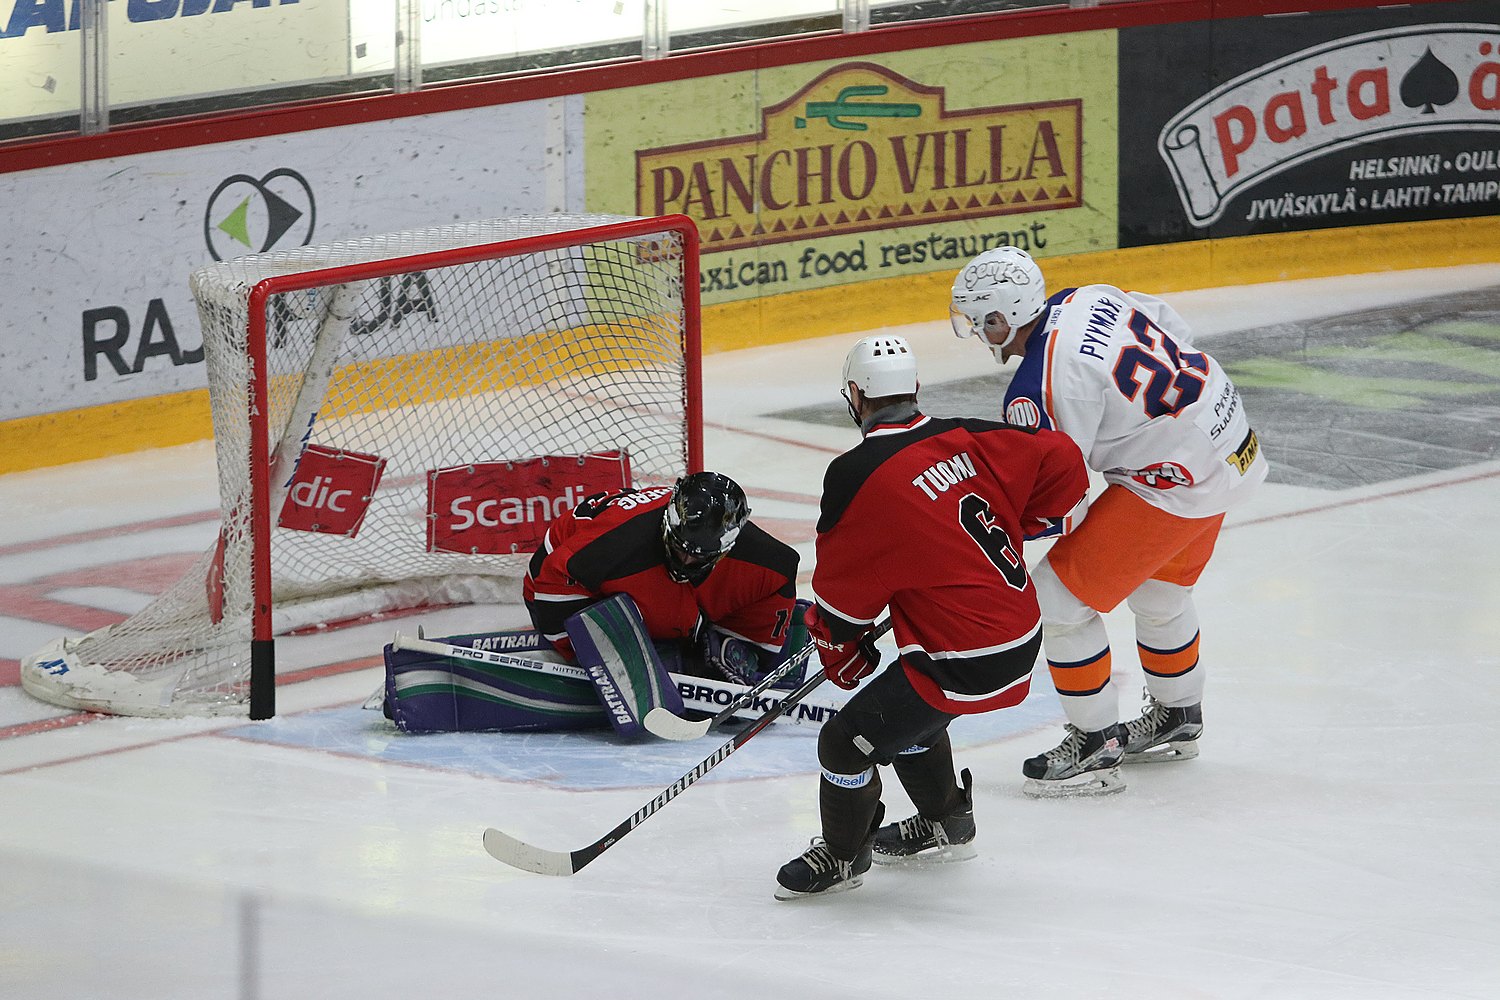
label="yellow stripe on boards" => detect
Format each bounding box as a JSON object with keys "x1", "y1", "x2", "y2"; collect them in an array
[
  {"x1": 702, "y1": 215, "x2": 1500, "y2": 352},
  {"x1": 0, "y1": 391, "x2": 214, "y2": 474},
  {"x1": 0, "y1": 322, "x2": 679, "y2": 474}
]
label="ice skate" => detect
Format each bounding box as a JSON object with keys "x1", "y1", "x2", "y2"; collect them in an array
[
  {"x1": 775, "y1": 804, "x2": 882, "y2": 900},
  {"x1": 872, "y1": 768, "x2": 977, "y2": 865},
  {"x1": 1124, "y1": 696, "x2": 1201, "y2": 763},
  {"x1": 1021, "y1": 723, "x2": 1126, "y2": 798},
  {"x1": 773, "y1": 840, "x2": 870, "y2": 899}
]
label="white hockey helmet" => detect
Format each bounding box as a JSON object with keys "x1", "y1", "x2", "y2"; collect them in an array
[
  {"x1": 949, "y1": 247, "x2": 1047, "y2": 358},
  {"x1": 842, "y1": 334, "x2": 917, "y2": 398}
]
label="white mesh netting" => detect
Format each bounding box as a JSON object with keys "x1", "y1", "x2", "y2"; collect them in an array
[{"x1": 21, "y1": 214, "x2": 694, "y2": 717}]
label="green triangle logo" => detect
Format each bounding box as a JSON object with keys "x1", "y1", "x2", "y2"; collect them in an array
[{"x1": 216, "y1": 196, "x2": 253, "y2": 248}]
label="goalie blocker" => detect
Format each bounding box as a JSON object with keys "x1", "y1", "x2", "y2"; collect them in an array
[{"x1": 566, "y1": 594, "x2": 685, "y2": 736}]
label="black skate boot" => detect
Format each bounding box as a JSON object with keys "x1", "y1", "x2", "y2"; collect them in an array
[
  {"x1": 1124, "y1": 695, "x2": 1202, "y2": 763},
  {"x1": 774, "y1": 804, "x2": 883, "y2": 900},
  {"x1": 872, "y1": 768, "x2": 977, "y2": 865},
  {"x1": 1021, "y1": 723, "x2": 1127, "y2": 798}
]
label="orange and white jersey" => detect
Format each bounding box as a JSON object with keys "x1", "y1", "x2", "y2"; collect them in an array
[{"x1": 1002, "y1": 284, "x2": 1268, "y2": 518}]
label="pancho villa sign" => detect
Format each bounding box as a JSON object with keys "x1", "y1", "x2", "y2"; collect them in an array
[
  {"x1": 1160, "y1": 24, "x2": 1500, "y2": 227},
  {"x1": 636, "y1": 62, "x2": 1083, "y2": 252}
]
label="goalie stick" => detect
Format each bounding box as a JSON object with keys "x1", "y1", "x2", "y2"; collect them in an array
[
  {"x1": 391, "y1": 632, "x2": 592, "y2": 682},
  {"x1": 481, "y1": 615, "x2": 893, "y2": 877},
  {"x1": 643, "y1": 617, "x2": 893, "y2": 741}
]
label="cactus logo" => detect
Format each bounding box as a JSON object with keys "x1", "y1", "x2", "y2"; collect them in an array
[{"x1": 204, "y1": 168, "x2": 316, "y2": 261}]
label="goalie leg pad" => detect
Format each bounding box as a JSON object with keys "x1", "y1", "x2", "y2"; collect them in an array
[
  {"x1": 383, "y1": 635, "x2": 604, "y2": 734},
  {"x1": 566, "y1": 595, "x2": 687, "y2": 736}
]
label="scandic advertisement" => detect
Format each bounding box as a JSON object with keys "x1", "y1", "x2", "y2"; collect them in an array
[
  {"x1": 585, "y1": 34, "x2": 1120, "y2": 306},
  {"x1": 1119, "y1": 1, "x2": 1500, "y2": 244}
]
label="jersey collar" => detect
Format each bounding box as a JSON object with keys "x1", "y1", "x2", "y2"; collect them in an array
[{"x1": 862, "y1": 402, "x2": 928, "y2": 437}]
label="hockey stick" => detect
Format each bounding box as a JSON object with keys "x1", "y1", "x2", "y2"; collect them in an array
[
  {"x1": 481, "y1": 615, "x2": 893, "y2": 877},
  {"x1": 643, "y1": 642, "x2": 814, "y2": 741},
  {"x1": 391, "y1": 632, "x2": 592, "y2": 682},
  {"x1": 643, "y1": 617, "x2": 891, "y2": 741}
]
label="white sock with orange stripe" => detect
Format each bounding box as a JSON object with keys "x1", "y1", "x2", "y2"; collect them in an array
[{"x1": 1128, "y1": 580, "x2": 1203, "y2": 708}]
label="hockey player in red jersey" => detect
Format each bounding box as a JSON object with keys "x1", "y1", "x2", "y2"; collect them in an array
[
  {"x1": 523, "y1": 471, "x2": 802, "y2": 687},
  {"x1": 774, "y1": 335, "x2": 1089, "y2": 900},
  {"x1": 949, "y1": 246, "x2": 1269, "y2": 797}
]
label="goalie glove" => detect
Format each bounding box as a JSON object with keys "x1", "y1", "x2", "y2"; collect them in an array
[
  {"x1": 701, "y1": 626, "x2": 767, "y2": 686},
  {"x1": 804, "y1": 604, "x2": 880, "y2": 690}
]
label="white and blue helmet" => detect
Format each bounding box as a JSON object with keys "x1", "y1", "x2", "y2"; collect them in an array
[{"x1": 949, "y1": 247, "x2": 1046, "y2": 360}]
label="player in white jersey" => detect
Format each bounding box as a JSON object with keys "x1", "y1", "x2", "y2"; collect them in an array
[{"x1": 949, "y1": 247, "x2": 1269, "y2": 797}]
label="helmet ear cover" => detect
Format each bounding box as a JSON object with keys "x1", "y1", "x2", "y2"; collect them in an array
[{"x1": 662, "y1": 472, "x2": 749, "y2": 585}]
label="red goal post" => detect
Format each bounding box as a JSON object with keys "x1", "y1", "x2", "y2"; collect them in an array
[{"x1": 22, "y1": 214, "x2": 702, "y2": 719}]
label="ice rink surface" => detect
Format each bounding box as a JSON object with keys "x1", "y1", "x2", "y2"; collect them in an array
[{"x1": 3, "y1": 266, "x2": 1499, "y2": 999}]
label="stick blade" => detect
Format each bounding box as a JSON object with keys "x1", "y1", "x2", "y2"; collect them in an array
[
  {"x1": 643, "y1": 706, "x2": 711, "y2": 741},
  {"x1": 482, "y1": 827, "x2": 578, "y2": 876}
]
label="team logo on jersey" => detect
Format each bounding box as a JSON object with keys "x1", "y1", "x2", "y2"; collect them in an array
[
  {"x1": 1005, "y1": 396, "x2": 1042, "y2": 429},
  {"x1": 1122, "y1": 462, "x2": 1195, "y2": 490}
]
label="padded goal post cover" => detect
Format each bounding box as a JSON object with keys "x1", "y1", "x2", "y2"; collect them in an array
[{"x1": 565, "y1": 594, "x2": 687, "y2": 737}]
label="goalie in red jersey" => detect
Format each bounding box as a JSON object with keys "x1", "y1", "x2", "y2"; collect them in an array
[
  {"x1": 380, "y1": 472, "x2": 804, "y2": 738},
  {"x1": 523, "y1": 471, "x2": 805, "y2": 696},
  {"x1": 774, "y1": 335, "x2": 1089, "y2": 900}
]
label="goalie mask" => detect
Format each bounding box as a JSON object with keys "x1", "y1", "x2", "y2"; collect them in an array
[
  {"x1": 661, "y1": 472, "x2": 749, "y2": 585},
  {"x1": 950, "y1": 247, "x2": 1046, "y2": 363}
]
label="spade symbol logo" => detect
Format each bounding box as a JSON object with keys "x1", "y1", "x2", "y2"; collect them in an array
[{"x1": 1399, "y1": 47, "x2": 1460, "y2": 114}]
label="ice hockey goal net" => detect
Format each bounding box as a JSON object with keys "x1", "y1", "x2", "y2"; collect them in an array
[{"x1": 21, "y1": 214, "x2": 701, "y2": 718}]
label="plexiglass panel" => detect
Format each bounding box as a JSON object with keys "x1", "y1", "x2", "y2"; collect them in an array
[
  {"x1": 0, "y1": 7, "x2": 83, "y2": 140},
  {"x1": 0, "y1": 0, "x2": 1107, "y2": 142},
  {"x1": 668, "y1": 0, "x2": 840, "y2": 51},
  {"x1": 101, "y1": 0, "x2": 381, "y2": 127},
  {"x1": 352, "y1": 0, "x2": 647, "y2": 80}
]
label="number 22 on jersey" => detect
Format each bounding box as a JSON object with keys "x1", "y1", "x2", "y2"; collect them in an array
[{"x1": 1112, "y1": 310, "x2": 1210, "y2": 418}]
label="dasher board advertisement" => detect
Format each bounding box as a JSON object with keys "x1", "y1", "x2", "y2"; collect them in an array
[
  {"x1": 0, "y1": 96, "x2": 579, "y2": 422},
  {"x1": 1119, "y1": 1, "x2": 1500, "y2": 245},
  {"x1": 584, "y1": 34, "x2": 1120, "y2": 306}
]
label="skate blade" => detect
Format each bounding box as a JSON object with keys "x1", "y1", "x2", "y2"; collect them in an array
[
  {"x1": 872, "y1": 842, "x2": 978, "y2": 867},
  {"x1": 1124, "y1": 740, "x2": 1200, "y2": 764},
  {"x1": 1022, "y1": 767, "x2": 1125, "y2": 799},
  {"x1": 773, "y1": 873, "x2": 865, "y2": 901}
]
